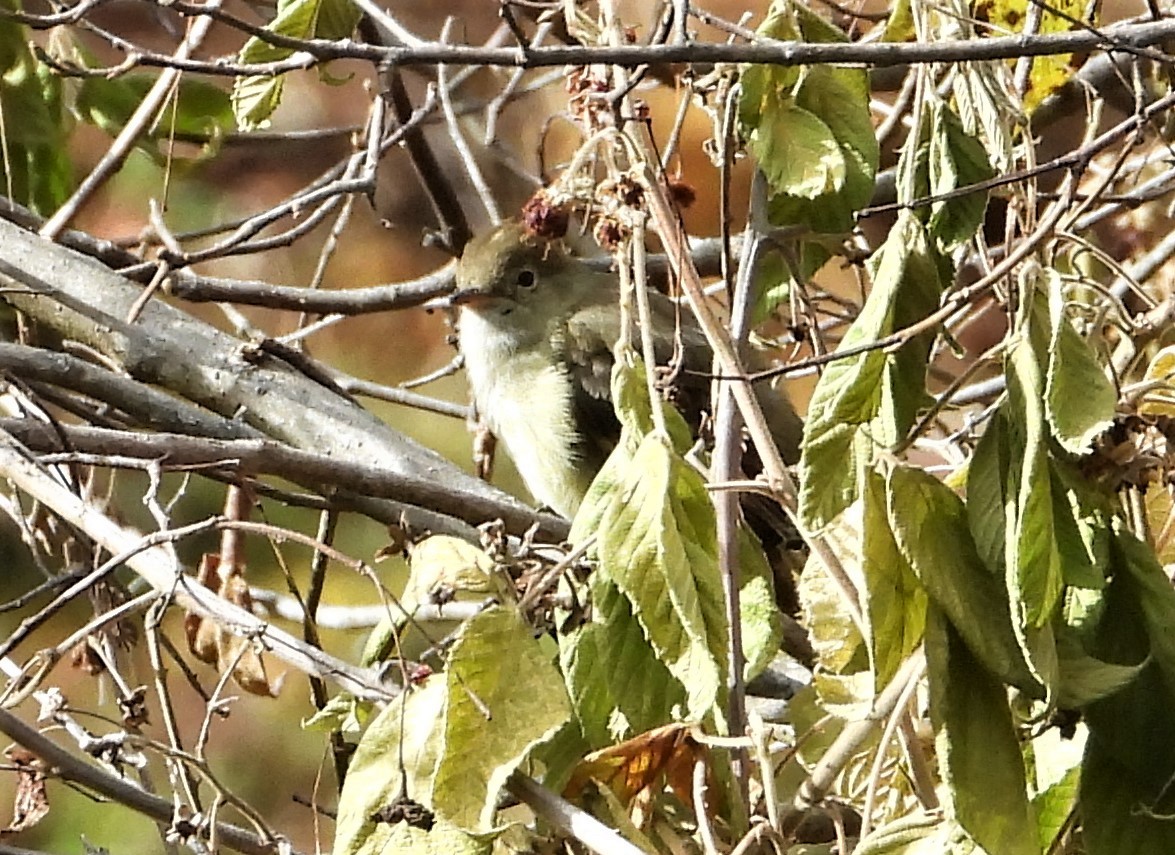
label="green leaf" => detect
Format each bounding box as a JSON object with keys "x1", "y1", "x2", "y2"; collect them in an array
[
  {"x1": 1044, "y1": 277, "x2": 1116, "y2": 454},
  {"x1": 736, "y1": 526, "x2": 785, "y2": 680},
  {"x1": 1048, "y1": 457, "x2": 1110, "y2": 589},
  {"x1": 967, "y1": 410, "x2": 1009, "y2": 575},
  {"x1": 853, "y1": 812, "x2": 943, "y2": 855},
  {"x1": 76, "y1": 75, "x2": 233, "y2": 162},
  {"x1": 333, "y1": 676, "x2": 448, "y2": 855},
  {"x1": 798, "y1": 215, "x2": 945, "y2": 528},
  {"x1": 1055, "y1": 627, "x2": 1145, "y2": 708},
  {"x1": 925, "y1": 606, "x2": 1038, "y2": 855},
  {"x1": 750, "y1": 103, "x2": 846, "y2": 200},
  {"x1": 885, "y1": 464, "x2": 1043, "y2": 696},
  {"x1": 1112, "y1": 528, "x2": 1175, "y2": 692},
  {"x1": 1081, "y1": 542, "x2": 1175, "y2": 853},
  {"x1": 0, "y1": 9, "x2": 72, "y2": 214},
  {"x1": 1081, "y1": 742, "x2": 1175, "y2": 855},
  {"x1": 559, "y1": 577, "x2": 686, "y2": 748},
  {"x1": 882, "y1": 0, "x2": 915, "y2": 42},
  {"x1": 348, "y1": 821, "x2": 490, "y2": 855},
  {"x1": 739, "y1": 1, "x2": 877, "y2": 234},
  {"x1": 798, "y1": 424, "x2": 869, "y2": 531},
  {"x1": 862, "y1": 468, "x2": 927, "y2": 691},
  {"x1": 1033, "y1": 766, "x2": 1079, "y2": 852},
  {"x1": 1076, "y1": 537, "x2": 1175, "y2": 850},
  {"x1": 1006, "y1": 325, "x2": 1064, "y2": 628},
  {"x1": 927, "y1": 99, "x2": 994, "y2": 251},
  {"x1": 231, "y1": 0, "x2": 361, "y2": 130},
  {"x1": 302, "y1": 691, "x2": 371, "y2": 734},
  {"x1": 596, "y1": 432, "x2": 727, "y2": 719},
  {"x1": 752, "y1": 242, "x2": 831, "y2": 323},
  {"x1": 433, "y1": 606, "x2": 571, "y2": 831}
]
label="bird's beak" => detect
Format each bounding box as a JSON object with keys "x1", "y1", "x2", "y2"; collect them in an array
[{"x1": 446, "y1": 284, "x2": 493, "y2": 309}]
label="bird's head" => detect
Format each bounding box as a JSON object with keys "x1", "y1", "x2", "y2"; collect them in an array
[{"x1": 452, "y1": 222, "x2": 608, "y2": 342}]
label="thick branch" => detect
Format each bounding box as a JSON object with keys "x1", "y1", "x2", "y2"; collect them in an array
[
  {"x1": 0, "y1": 419, "x2": 567, "y2": 540},
  {"x1": 0, "y1": 343, "x2": 259, "y2": 440},
  {"x1": 0, "y1": 218, "x2": 541, "y2": 537}
]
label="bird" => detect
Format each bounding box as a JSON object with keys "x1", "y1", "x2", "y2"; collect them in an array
[{"x1": 450, "y1": 220, "x2": 804, "y2": 522}]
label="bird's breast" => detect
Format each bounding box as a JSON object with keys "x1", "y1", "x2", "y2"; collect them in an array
[{"x1": 459, "y1": 310, "x2": 594, "y2": 518}]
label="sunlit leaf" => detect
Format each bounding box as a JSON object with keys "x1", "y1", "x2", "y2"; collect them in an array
[
  {"x1": 886, "y1": 465, "x2": 1043, "y2": 696},
  {"x1": 862, "y1": 468, "x2": 927, "y2": 691},
  {"x1": 799, "y1": 215, "x2": 945, "y2": 528},
  {"x1": 1048, "y1": 458, "x2": 1111, "y2": 589},
  {"x1": 232, "y1": 0, "x2": 360, "y2": 129},
  {"x1": 751, "y1": 103, "x2": 846, "y2": 200},
  {"x1": 1006, "y1": 330, "x2": 1064, "y2": 627},
  {"x1": 1030, "y1": 726, "x2": 1083, "y2": 852},
  {"x1": 433, "y1": 607, "x2": 571, "y2": 831},
  {"x1": 361, "y1": 535, "x2": 500, "y2": 667},
  {"x1": 596, "y1": 432, "x2": 726, "y2": 719},
  {"x1": 1137, "y1": 344, "x2": 1175, "y2": 417},
  {"x1": 1045, "y1": 277, "x2": 1115, "y2": 454},
  {"x1": 966, "y1": 410, "x2": 1009, "y2": 576},
  {"x1": 799, "y1": 510, "x2": 866, "y2": 675},
  {"x1": 559, "y1": 577, "x2": 686, "y2": 748},
  {"x1": 927, "y1": 99, "x2": 994, "y2": 251},
  {"x1": 333, "y1": 677, "x2": 448, "y2": 855},
  {"x1": 740, "y1": 0, "x2": 877, "y2": 233}
]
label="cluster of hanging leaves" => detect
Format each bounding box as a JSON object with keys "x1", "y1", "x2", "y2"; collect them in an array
[
  {"x1": 330, "y1": 353, "x2": 788, "y2": 854},
  {"x1": 736, "y1": 0, "x2": 1175, "y2": 852}
]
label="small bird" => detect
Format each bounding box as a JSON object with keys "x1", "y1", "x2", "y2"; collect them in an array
[{"x1": 451, "y1": 220, "x2": 804, "y2": 520}]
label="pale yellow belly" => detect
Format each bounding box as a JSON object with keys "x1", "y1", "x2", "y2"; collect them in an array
[{"x1": 466, "y1": 348, "x2": 593, "y2": 518}]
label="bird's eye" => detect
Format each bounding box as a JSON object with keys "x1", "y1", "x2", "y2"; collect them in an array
[{"x1": 516, "y1": 269, "x2": 537, "y2": 289}]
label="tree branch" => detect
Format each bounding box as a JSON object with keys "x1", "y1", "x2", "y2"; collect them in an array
[{"x1": 0, "y1": 218, "x2": 544, "y2": 539}]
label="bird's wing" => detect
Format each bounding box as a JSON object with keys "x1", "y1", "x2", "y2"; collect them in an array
[
  {"x1": 560, "y1": 295, "x2": 714, "y2": 437},
  {"x1": 557, "y1": 303, "x2": 624, "y2": 469}
]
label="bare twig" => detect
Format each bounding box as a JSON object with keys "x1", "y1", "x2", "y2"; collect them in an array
[{"x1": 0, "y1": 708, "x2": 301, "y2": 855}]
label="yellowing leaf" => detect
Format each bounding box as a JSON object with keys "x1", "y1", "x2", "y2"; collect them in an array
[
  {"x1": 361, "y1": 535, "x2": 500, "y2": 667},
  {"x1": 332, "y1": 677, "x2": 448, "y2": 855},
  {"x1": 1138, "y1": 344, "x2": 1175, "y2": 417},
  {"x1": 434, "y1": 607, "x2": 571, "y2": 831},
  {"x1": 973, "y1": 0, "x2": 1098, "y2": 113}
]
